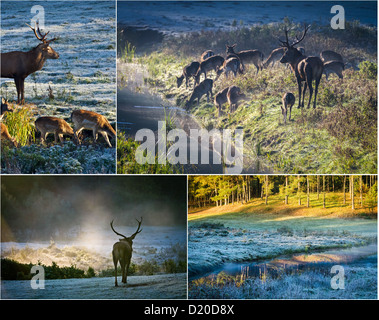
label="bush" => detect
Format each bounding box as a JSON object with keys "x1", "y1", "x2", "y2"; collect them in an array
[{"x1": 359, "y1": 61, "x2": 377, "y2": 80}]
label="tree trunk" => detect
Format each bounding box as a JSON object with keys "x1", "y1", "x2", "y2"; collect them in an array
[
  {"x1": 323, "y1": 175, "x2": 326, "y2": 209},
  {"x1": 298, "y1": 175, "x2": 301, "y2": 206},
  {"x1": 360, "y1": 175, "x2": 363, "y2": 207},
  {"x1": 343, "y1": 175, "x2": 346, "y2": 205},
  {"x1": 351, "y1": 175, "x2": 355, "y2": 210},
  {"x1": 317, "y1": 175, "x2": 320, "y2": 200},
  {"x1": 307, "y1": 175, "x2": 310, "y2": 207},
  {"x1": 285, "y1": 175, "x2": 289, "y2": 205},
  {"x1": 265, "y1": 175, "x2": 268, "y2": 205}
]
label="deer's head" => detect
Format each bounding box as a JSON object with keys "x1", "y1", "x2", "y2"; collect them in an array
[
  {"x1": 226, "y1": 44, "x2": 237, "y2": 55},
  {"x1": 111, "y1": 218, "x2": 143, "y2": 246},
  {"x1": 27, "y1": 22, "x2": 59, "y2": 59},
  {"x1": 278, "y1": 25, "x2": 309, "y2": 64}
]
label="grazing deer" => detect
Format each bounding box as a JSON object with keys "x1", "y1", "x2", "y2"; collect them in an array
[
  {"x1": 323, "y1": 61, "x2": 345, "y2": 80},
  {"x1": 0, "y1": 22, "x2": 59, "y2": 104},
  {"x1": 281, "y1": 92, "x2": 295, "y2": 124},
  {"x1": 214, "y1": 87, "x2": 230, "y2": 117},
  {"x1": 185, "y1": 79, "x2": 213, "y2": 110},
  {"x1": 176, "y1": 61, "x2": 200, "y2": 88},
  {"x1": 111, "y1": 218, "x2": 143, "y2": 287},
  {"x1": 279, "y1": 25, "x2": 323, "y2": 109},
  {"x1": 71, "y1": 110, "x2": 116, "y2": 148},
  {"x1": 215, "y1": 57, "x2": 241, "y2": 80},
  {"x1": 320, "y1": 50, "x2": 343, "y2": 64},
  {"x1": 1, "y1": 98, "x2": 13, "y2": 115},
  {"x1": 227, "y1": 86, "x2": 247, "y2": 113},
  {"x1": 196, "y1": 55, "x2": 225, "y2": 80},
  {"x1": 1, "y1": 123, "x2": 17, "y2": 147},
  {"x1": 200, "y1": 50, "x2": 214, "y2": 61},
  {"x1": 226, "y1": 44, "x2": 264, "y2": 74},
  {"x1": 35, "y1": 116, "x2": 74, "y2": 145},
  {"x1": 263, "y1": 48, "x2": 285, "y2": 68}
]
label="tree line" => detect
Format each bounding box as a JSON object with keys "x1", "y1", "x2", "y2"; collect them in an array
[{"x1": 188, "y1": 175, "x2": 377, "y2": 211}]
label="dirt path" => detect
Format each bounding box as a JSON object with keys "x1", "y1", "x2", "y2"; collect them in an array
[{"x1": 1, "y1": 273, "x2": 187, "y2": 300}]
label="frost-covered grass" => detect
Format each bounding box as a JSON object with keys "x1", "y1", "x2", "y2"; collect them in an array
[
  {"x1": 189, "y1": 255, "x2": 377, "y2": 299},
  {"x1": 188, "y1": 194, "x2": 377, "y2": 277},
  {"x1": 1, "y1": 141, "x2": 115, "y2": 174}
]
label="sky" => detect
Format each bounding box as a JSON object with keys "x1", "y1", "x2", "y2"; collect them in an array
[{"x1": 1, "y1": 175, "x2": 187, "y2": 242}]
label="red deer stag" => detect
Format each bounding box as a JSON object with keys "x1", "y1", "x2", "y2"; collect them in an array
[
  {"x1": 0, "y1": 22, "x2": 59, "y2": 104},
  {"x1": 279, "y1": 25, "x2": 323, "y2": 109},
  {"x1": 111, "y1": 218, "x2": 143, "y2": 286},
  {"x1": 71, "y1": 110, "x2": 116, "y2": 148},
  {"x1": 226, "y1": 44, "x2": 264, "y2": 74}
]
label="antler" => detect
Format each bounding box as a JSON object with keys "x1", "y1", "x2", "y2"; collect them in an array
[
  {"x1": 291, "y1": 24, "x2": 310, "y2": 47},
  {"x1": 130, "y1": 217, "x2": 143, "y2": 239},
  {"x1": 278, "y1": 26, "x2": 292, "y2": 47},
  {"x1": 110, "y1": 220, "x2": 128, "y2": 239},
  {"x1": 26, "y1": 21, "x2": 56, "y2": 43}
]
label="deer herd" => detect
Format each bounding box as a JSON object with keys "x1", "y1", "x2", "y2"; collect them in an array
[
  {"x1": 0, "y1": 22, "x2": 115, "y2": 148},
  {"x1": 177, "y1": 24, "x2": 346, "y2": 122}
]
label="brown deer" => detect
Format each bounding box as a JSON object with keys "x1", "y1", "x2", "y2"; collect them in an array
[
  {"x1": 71, "y1": 110, "x2": 116, "y2": 148},
  {"x1": 227, "y1": 86, "x2": 247, "y2": 113},
  {"x1": 196, "y1": 55, "x2": 225, "y2": 80},
  {"x1": 226, "y1": 44, "x2": 264, "y2": 74},
  {"x1": 200, "y1": 50, "x2": 214, "y2": 61},
  {"x1": 279, "y1": 25, "x2": 323, "y2": 109},
  {"x1": 1, "y1": 123, "x2": 17, "y2": 147},
  {"x1": 320, "y1": 50, "x2": 343, "y2": 64},
  {"x1": 185, "y1": 78, "x2": 213, "y2": 110},
  {"x1": 1, "y1": 98, "x2": 13, "y2": 115},
  {"x1": 263, "y1": 47, "x2": 305, "y2": 68},
  {"x1": 1, "y1": 22, "x2": 59, "y2": 104},
  {"x1": 111, "y1": 218, "x2": 142, "y2": 287},
  {"x1": 176, "y1": 61, "x2": 200, "y2": 88},
  {"x1": 214, "y1": 87, "x2": 230, "y2": 117},
  {"x1": 215, "y1": 57, "x2": 241, "y2": 80},
  {"x1": 281, "y1": 92, "x2": 296, "y2": 124},
  {"x1": 35, "y1": 116, "x2": 74, "y2": 145},
  {"x1": 323, "y1": 61, "x2": 345, "y2": 80}
]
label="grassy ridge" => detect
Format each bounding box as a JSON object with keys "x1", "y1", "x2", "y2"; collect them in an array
[{"x1": 119, "y1": 22, "x2": 377, "y2": 173}]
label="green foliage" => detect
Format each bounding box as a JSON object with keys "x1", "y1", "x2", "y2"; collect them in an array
[
  {"x1": 359, "y1": 61, "x2": 377, "y2": 80},
  {"x1": 121, "y1": 41, "x2": 136, "y2": 63},
  {"x1": 1, "y1": 259, "x2": 93, "y2": 280},
  {"x1": 2, "y1": 105, "x2": 35, "y2": 146},
  {"x1": 117, "y1": 131, "x2": 179, "y2": 174}
]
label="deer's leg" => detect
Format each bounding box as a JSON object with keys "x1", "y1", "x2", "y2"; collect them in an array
[
  {"x1": 112, "y1": 255, "x2": 118, "y2": 286},
  {"x1": 302, "y1": 81, "x2": 308, "y2": 109},
  {"x1": 120, "y1": 260, "x2": 126, "y2": 283},
  {"x1": 289, "y1": 104, "x2": 292, "y2": 121},
  {"x1": 307, "y1": 81, "x2": 313, "y2": 109},
  {"x1": 101, "y1": 132, "x2": 112, "y2": 148},
  {"x1": 14, "y1": 78, "x2": 21, "y2": 104},
  {"x1": 20, "y1": 78, "x2": 25, "y2": 105},
  {"x1": 297, "y1": 80, "x2": 302, "y2": 108},
  {"x1": 313, "y1": 77, "x2": 321, "y2": 109}
]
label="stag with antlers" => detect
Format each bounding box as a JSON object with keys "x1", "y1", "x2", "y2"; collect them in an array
[
  {"x1": 111, "y1": 218, "x2": 143, "y2": 287},
  {"x1": 279, "y1": 25, "x2": 323, "y2": 109},
  {"x1": 1, "y1": 22, "x2": 59, "y2": 104}
]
